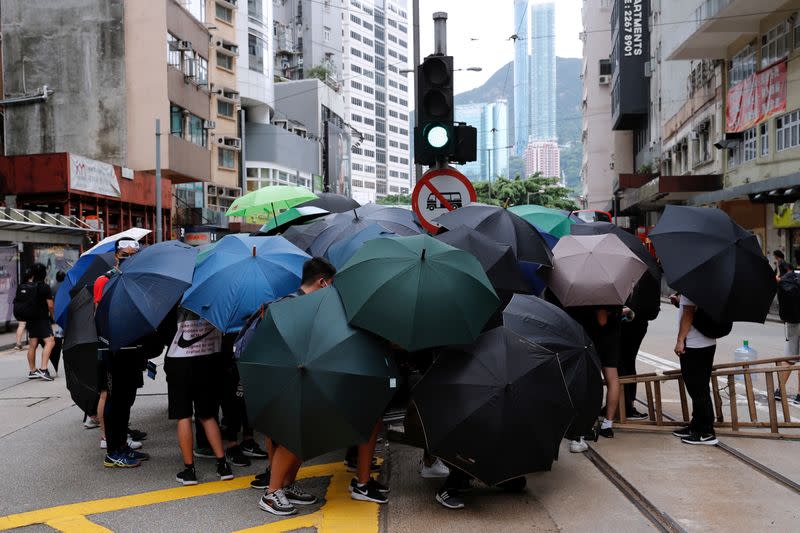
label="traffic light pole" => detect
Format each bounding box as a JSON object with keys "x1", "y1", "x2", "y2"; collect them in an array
[
  {"x1": 433, "y1": 12, "x2": 448, "y2": 170},
  {"x1": 413, "y1": 0, "x2": 422, "y2": 186}
]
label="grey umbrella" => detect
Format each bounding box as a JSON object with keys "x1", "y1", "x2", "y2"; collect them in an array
[{"x1": 542, "y1": 234, "x2": 647, "y2": 307}]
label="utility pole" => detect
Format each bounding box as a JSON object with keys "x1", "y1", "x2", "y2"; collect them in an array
[
  {"x1": 412, "y1": 0, "x2": 422, "y2": 188},
  {"x1": 155, "y1": 119, "x2": 163, "y2": 243}
]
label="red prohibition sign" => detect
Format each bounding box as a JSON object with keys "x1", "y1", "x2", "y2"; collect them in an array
[{"x1": 412, "y1": 168, "x2": 477, "y2": 234}]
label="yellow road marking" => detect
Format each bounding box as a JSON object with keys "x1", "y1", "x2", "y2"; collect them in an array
[
  {"x1": 0, "y1": 462, "x2": 378, "y2": 533},
  {"x1": 45, "y1": 515, "x2": 114, "y2": 533}
]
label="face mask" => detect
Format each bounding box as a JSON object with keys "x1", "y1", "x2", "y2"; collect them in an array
[{"x1": 118, "y1": 256, "x2": 129, "y2": 267}]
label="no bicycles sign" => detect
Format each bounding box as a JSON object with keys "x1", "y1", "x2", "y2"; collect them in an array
[{"x1": 411, "y1": 167, "x2": 477, "y2": 234}]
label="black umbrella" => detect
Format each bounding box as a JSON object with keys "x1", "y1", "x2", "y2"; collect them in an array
[
  {"x1": 411, "y1": 326, "x2": 574, "y2": 486},
  {"x1": 281, "y1": 217, "x2": 334, "y2": 252},
  {"x1": 502, "y1": 294, "x2": 603, "y2": 439},
  {"x1": 649, "y1": 205, "x2": 776, "y2": 323},
  {"x1": 255, "y1": 206, "x2": 330, "y2": 236},
  {"x1": 68, "y1": 252, "x2": 117, "y2": 297},
  {"x1": 435, "y1": 226, "x2": 532, "y2": 293},
  {"x1": 298, "y1": 192, "x2": 360, "y2": 213},
  {"x1": 63, "y1": 287, "x2": 100, "y2": 415},
  {"x1": 308, "y1": 206, "x2": 422, "y2": 257},
  {"x1": 434, "y1": 204, "x2": 553, "y2": 267},
  {"x1": 571, "y1": 222, "x2": 660, "y2": 281}
]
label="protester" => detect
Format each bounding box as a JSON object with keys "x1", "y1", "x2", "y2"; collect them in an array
[
  {"x1": 94, "y1": 237, "x2": 149, "y2": 467},
  {"x1": 774, "y1": 250, "x2": 793, "y2": 279},
  {"x1": 13, "y1": 267, "x2": 32, "y2": 352},
  {"x1": 672, "y1": 294, "x2": 718, "y2": 445},
  {"x1": 776, "y1": 268, "x2": 800, "y2": 404},
  {"x1": 350, "y1": 422, "x2": 390, "y2": 504},
  {"x1": 15, "y1": 263, "x2": 56, "y2": 380},
  {"x1": 259, "y1": 257, "x2": 336, "y2": 516},
  {"x1": 165, "y1": 309, "x2": 234, "y2": 485}
]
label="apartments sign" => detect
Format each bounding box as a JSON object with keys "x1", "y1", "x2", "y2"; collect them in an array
[
  {"x1": 727, "y1": 61, "x2": 787, "y2": 133},
  {"x1": 622, "y1": 0, "x2": 645, "y2": 57},
  {"x1": 69, "y1": 154, "x2": 121, "y2": 197}
]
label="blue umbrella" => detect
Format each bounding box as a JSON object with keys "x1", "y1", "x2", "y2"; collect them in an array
[
  {"x1": 325, "y1": 223, "x2": 395, "y2": 269},
  {"x1": 54, "y1": 252, "x2": 116, "y2": 328},
  {"x1": 95, "y1": 241, "x2": 196, "y2": 351},
  {"x1": 519, "y1": 226, "x2": 559, "y2": 297},
  {"x1": 181, "y1": 234, "x2": 309, "y2": 333}
]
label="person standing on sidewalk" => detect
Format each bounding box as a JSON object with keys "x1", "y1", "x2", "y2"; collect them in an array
[
  {"x1": 673, "y1": 295, "x2": 718, "y2": 445},
  {"x1": 17, "y1": 263, "x2": 56, "y2": 380},
  {"x1": 776, "y1": 269, "x2": 800, "y2": 404}
]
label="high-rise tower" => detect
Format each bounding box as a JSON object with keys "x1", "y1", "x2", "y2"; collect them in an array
[
  {"x1": 529, "y1": 0, "x2": 556, "y2": 141},
  {"x1": 513, "y1": 0, "x2": 530, "y2": 155}
]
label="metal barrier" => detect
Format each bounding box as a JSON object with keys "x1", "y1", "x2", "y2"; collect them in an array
[{"x1": 617, "y1": 356, "x2": 800, "y2": 439}]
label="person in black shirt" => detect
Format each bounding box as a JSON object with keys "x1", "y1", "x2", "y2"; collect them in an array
[
  {"x1": 774, "y1": 250, "x2": 793, "y2": 279},
  {"x1": 26, "y1": 263, "x2": 55, "y2": 381}
]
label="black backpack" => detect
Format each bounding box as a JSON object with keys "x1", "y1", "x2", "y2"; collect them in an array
[
  {"x1": 13, "y1": 282, "x2": 41, "y2": 322},
  {"x1": 627, "y1": 273, "x2": 661, "y2": 322},
  {"x1": 692, "y1": 308, "x2": 733, "y2": 339},
  {"x1": 778, "y1": 272, "x2": 800, "y2": 324}
]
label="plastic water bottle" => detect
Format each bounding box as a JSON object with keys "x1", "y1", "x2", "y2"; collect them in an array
[{"x1": 734, "y1": 340, "x2": 757, "y2": 382}]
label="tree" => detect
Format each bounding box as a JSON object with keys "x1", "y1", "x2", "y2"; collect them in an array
[
  {"x1": 306, "y1": 64, "x2": 331, "y2": 82},
  {"x1": 508, "y1": 156, "x2": 526, "y2": 180},
  {"x1": 473, "y1": 175, "x2": 578, "y2": 211},
  {"x1": 377, "y1": 194, "x2": 412, "y2": 205}
]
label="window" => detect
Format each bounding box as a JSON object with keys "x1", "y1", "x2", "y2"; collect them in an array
[
  {"x1": 388, "y1": 49, "x2": 398, "y2": 58},
  {"x1": 351, "y1": 80, "x2": 363, "y2": 90},
  {"x1": 389, "y1": 140, "x2": 399, "y2": 148},
  {"x1": 353, "y1": 163, "x2": 364, "y2": 171},
  {"x1": 217, "y1": 99, "x2": 235, "y2": 118},
  {"x1": 400, "y1": 157, "x2": 408, "y2": 165},
  {"x1": 743, "y1": 127, "x2": 757, "y2": 162},
  {"x1": 777, "y1": 109, "x2": 800, "y2": 151},
  {"x1": 399, "y1": 113, "x2": 408, "y2": 121},
  {"x1": 188, "y1": 114, "x2": 207, "y2": 147},
  {"x1": 324, "y1": 26, "x2": 331, "y2": 42},
  {"x1": 196, "y1": 55, "x2": 208, "y2": 85},
  {"x1": 352, "y1": 146, "x2": 363, "y2": 155},
  {"x1": 218, "y1": 147, "x2": 235, "y2": 169},
  {"x1": 217, "y1": 51, "x2": 233, "y2": 70},
  {"x1": 388, "y1": 80, "x2": 398, "y2": 88},
  {"x1": 388, "y1": 19, "x2": 397, "y2": 28},
  {"x1": 760, "y1": 123, "x2": 770, "y2": 157},
  {"x1": 389, "y1": 170, "x2": 399, "y2": 178},
  {"x1": 248, "y1": 0, "x2": 263, "y2": 23},
  {"x1": 389, "y1": 155, "x2": 399, "y2": 163},
  {"x1": 375, "y1": 28, "x2": 385, "y2": 42},
  {"x1": 399, "y1": 24, "x2": 407, "y2": 32},
  {"x1": 362, "y1": 69, "x2": 373, "y2": 78},
  {"x1": 248, "y1": 33, "x2": 265, "y2": 73},
  {"x1": 761, "y1": 20, "x2": 792, "y2": 68},
  {"x1": 351, "y1": 97, "x2": 362, "y2": 106},
  {"x1": 399, "y1": 128, "x2": 408, "y2": 135},
  {"x1": 398, "y1": 54, "x2": 407, "y2": 62},
  {"x1": 399, "y1": 39, "x2": 407, "y2": 48},
  {"x1": 350, "y1": 31, "x2": 362, "y2": 42},
  {"x1": 363, "y1": 21, "x2": 373, "y2": 31},
  {"x1": 389, "y1": 125, "x2": 399, "y2": 133},
  {"x1": 167, "y1": 34, "x2": 182, "y2": 67},
  {"x1": 400, "y1": 142, "x2": 408, "y2": 150},
  {"x1": 352, "y1": 114, "x2": 363, "y2": 122},
  {"x1": 215, "y1": 3, "x2": 233, "y2": 23},
  {"x1": 729, "y1": 45, "x2": 755, "y2": 87},
  {"x1": 351, "y1": 14, "x2": 361, "y2": 24},
  {"x1": 170, "y1": 105, "x2": 185, "y2": 137},
  {"x1": 363, "y1": 37, "x2": 373, "y2": 46},
  {"x1": 351, "y1": 64, "x2": 362, "y2": 74},
  {"x1": 399, "y1": 98, "x2": 408, "y2": 106},
  {"x1": 375, "y1": 72, "x2": 385, "y2": 86},
  {"x1": 364, "y1": 149, "x2": 375, "y2": 157},
  {"x1": 363, "y1": 101, "x2": 374, "y2": 110},
  {"x1": 399, "y1": 83, "x2": 407, "y2": 92},
  {"x1": 363, "y1": 54, "x2": 373, "y2": 63},
  {"x1": 351, "y1": 47, "x2": 362, "y2": 58},
  {"x1": 389, "y1": 109, "x2": 398, "y2": 117},
  {"x1": 363, "y1": 117, "x2": 374, "y2": 126},
  {"x1": 389, "y1": 94, "x2": 398, "y2": 103},
  {"x1": 376, "y1": 150, "x2": 386, "y2": 163},
  {"x1": 363, "y1": 85, "x2": 374, "y2": 94}
]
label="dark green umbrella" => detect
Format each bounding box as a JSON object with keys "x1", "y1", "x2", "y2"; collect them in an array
[
  {"x1": 238, "y1": 286, "x2": 399, "y2": 461},
  {"x1": 334, "y1": 234, "x2": 500, "y2": 351}
]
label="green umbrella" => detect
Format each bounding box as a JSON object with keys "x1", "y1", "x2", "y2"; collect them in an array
[
  {"x1": 225, "y1": 185, "x2": 317, "y2": 223},
  {"x1": 334, "y1": 234, "x2": 500, "y2": 351},
  {"x1": 238, "y1": 286, "x2": 399, "y2": 461},
  {"x1": 508, "y1": 204, "x2": 576, "y2": 238}
]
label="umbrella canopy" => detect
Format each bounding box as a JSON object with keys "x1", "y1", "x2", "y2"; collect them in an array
[
  {"x1": 297, "y1": 193, "x2": 360, "y2": 213},
  {"x1": 649, "y1": 205, "x2": 776, "y2": 323},
  {"x1": 509, "y1": 205, "x2": 577, "y2": 238},
  {"x1": 95, "y1": 241, "x2": 197, "y2": 351},
  {"x1": 503, "y1": 294, "x2": 603, "y2": 439},
  {"x1": 181, "y1": 235, "x2": 309, "y2": 333},
  {"x1": 54, "y1": 252, "x2": 116, "y2": 328},
  {"x1": 335, "y1": 235, "x2": 499, "y2": 351},
  {"x1": 239, "y1": 286, "x2": 399, "y2": 461},
  {"x1": 411, "y1": 326, "x2": 575, "y2": 485},
  {"x1": 63, "y1": 287, "x2": 100, "y2": 415},
  {"x1": 435, "y1": 226, "x2": 532, "y2": 294},
  {"x1": 257, "y1": 206, "x2": 330, "y2": 235},
  {"x1": 325, "y1": 223, "x2": 395, "y2": 269},
  {"x1": 434, "y1": 204, "x2": 553, "y2": 267},
  {"x1": 543, "y1": 234, "x2": 647, "y2": 307},
  {"x1": 225, "y1": 185, "x2": 317, "y2": 218},
  {"x1": 281, "y1": 217, "x2": 336, "y2": 253},
  {"x1": 570, "y1": 222, "x2": 660, "y2": 281},
  {"x1": 81, "y1": 228, "x2": 150, "y2": 257},
  {"x1": 308, "y1": 206, "x2": 422, "y2": 257}
]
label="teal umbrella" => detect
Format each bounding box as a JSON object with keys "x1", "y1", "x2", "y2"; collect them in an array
[
  {"x1": 508, "y1": 204, "x2": 576, "y2": 238},
  {"x1": 334, "y1": 235, "x2": 500, "y2": 351},
  {"x1": 238, "y1": 286, "x2": 399, "y2": 460}
]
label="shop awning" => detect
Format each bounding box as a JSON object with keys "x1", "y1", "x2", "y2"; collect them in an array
[
  {"x1": 691, "y1": 171, "x2": 800, "y2": 206},
  {"x1": 0, "y1": 207, "x2": 100, "y2": 245},
  {"x1": 620, "y1": 174, "x2": 722, "y2": 212}
]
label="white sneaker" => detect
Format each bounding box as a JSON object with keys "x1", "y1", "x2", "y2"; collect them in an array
[
  {"x1": 100, "y1": 438, "x2": 107, "y2": 449},
  {"x1": 127, "y1": 438, "x2": 142, "y2": 450},
  {"x1": 419, "y1": 458, "x2": 450, "y2": 478},
  {"x1": 569, "y1": 438, "x2": 588, "y2": 453},
  {"x1": 84, "y1": 418, "x2": 100, "y2": 429}
]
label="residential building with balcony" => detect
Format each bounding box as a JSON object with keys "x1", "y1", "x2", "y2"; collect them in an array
[{"x1": 524, "y1": 141, "x2": 561, "y2": 179}]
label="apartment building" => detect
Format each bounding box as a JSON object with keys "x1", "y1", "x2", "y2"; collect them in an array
[{"x1": 523, "y1": 141, "x2": 561, "y2": 179}]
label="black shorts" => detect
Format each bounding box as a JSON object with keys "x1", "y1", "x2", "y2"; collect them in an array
[
  {"x1": 595, "y1": 335, "x2": 620, "y2": 369},
  {"x1": 165, "y1": 354, "x2": 220, "y2": 420},
  {"x1": 26, "y1": 318, "x2": 53, "y2": 340}
]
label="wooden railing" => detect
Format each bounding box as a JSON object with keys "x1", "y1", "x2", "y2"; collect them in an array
[{"x1": 617, "y1": 356, "x2": 800, "y2": 439}]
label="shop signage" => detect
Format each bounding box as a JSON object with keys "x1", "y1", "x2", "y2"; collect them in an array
[
  {"x1": 773, "y1": 202, "x2": 800, "y2": 229},
  {"x1": 69, "y1": 154, "x2": 121, "y2": 197},
  {"x1": 727, "y1": 61, "x2": 787, "y2": 133}
]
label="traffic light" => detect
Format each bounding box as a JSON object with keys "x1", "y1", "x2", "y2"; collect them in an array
[
  {"x1": 415, "y1": 55, "x2": 454, "y2": 165},
  {"x1": 450, "y1": 123, "x2": 477, "y2": 164}
]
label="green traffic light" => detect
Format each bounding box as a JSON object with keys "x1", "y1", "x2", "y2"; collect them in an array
[{"x1": 426, "y1": 125, "x2": 449, "y2": 149}]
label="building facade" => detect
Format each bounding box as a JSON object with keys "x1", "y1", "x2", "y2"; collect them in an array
[
  {"x1": 455, "y1": 101, "x2": 510, "y2": 182},
  {"x1": 529, "y1": 0, "x2": 557, "y2": 142},
  {"x1": 513, "y1": 0, "x2": 531, "y2": 154},
  {"x1": 523, "y1": 140, "x2": 560, "y2": 178}
]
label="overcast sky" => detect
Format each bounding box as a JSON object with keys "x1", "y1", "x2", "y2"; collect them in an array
[{"x1": 416, "y1": 0, "x2": 583, "y2": 94}]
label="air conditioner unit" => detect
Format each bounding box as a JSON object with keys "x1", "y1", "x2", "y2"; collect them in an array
[
  {"x1": 176, "y1": 40, "x2": 193, "y2": 51},
  {"x1": 203, "y1": 120, "x2": 216, "y2": 130},
  {"x1": 598, "y1": 75, "x2": 611, "y2": 85},
  {"x1": 219, "y1": 137, "x2": 242, "y2": 150}
]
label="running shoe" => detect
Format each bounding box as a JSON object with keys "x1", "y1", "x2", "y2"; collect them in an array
[
  {"x1": 37, "y1": 369, "x2": 54, "y2": 381},
  {"x1": 83, "y1": 417, "x2": 100, "y2": 429},
  {"x1": 104, "y1": 451, "x2": 140, "y2": 468},
  {"x1": 226, "y1": 445, "x2": 251, "y2": 467},
  {"x1": 284, "y1": 483, "x2": 318, "y2": 505},
  {"x1": 259, "y1": 489, "x2": 297, "y2": 516},
  {"x1": 569, "y1": 438, "x2": 588, "y2": 453},
  {"x1": 125, "y1": 448, "x2": 150, "y2": 461},
  {"x1": 681, "y1": 433, "x2": 719, "y2": 446},
  {"x1": 672, "y1": 426, "x2": 693, "y2": 438},
  {"x1": 349, "y1": 477, "x2": 390, "y2": 494},
  {"x1": 27, "y1": 371, "x2": 40, "y2": 380},
  {"x1": 351, "y1": 480, "x2": 388, "y2": 503},
  {"x1": 128, "y1": 428, "x2": 147, "y2": 441},
  {"x1": 250, "y1": 468, "x2": 271, "y2": 490},
  {"x1": 626, "y1": 408, "x2": 648, "y2": 421},
  {"x1": 435, "y1": 488, "x2": 465, "y2": 509},
  {"x1": 176, "y1": 466, "x2": 198, "y2": 486},
  {"x1": 217, "y1": 460, "x2": 234, "y2": 481},
  {"x1": 419, "y1": 458, "x2": 450, "y2": 478},
  {"x1": 240, "y1": 439, "x2": 268, "y2": 459}
]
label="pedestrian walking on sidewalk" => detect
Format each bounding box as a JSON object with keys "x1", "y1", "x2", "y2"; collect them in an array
[
  {"x1": 14, "y1": 263, "x2": 56, "y2": 380},
  {"x1": 672, "y1": 294, "x2": 718, "y2": 445},
  {"x1": 776, "y1": 269, "x2": 800, "y2": 404}
]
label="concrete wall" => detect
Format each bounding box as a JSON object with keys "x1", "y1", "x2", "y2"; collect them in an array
[
  {"x1": 273, "y1": 79, "x2": 345, "y2": 139},
  {"x1": 236, "y1": 0, "x2": 274, "y2": 119},
  {"x1": 1, "y1": 0, "x2": 127, "y2": 163},
  {"x1": 301, "y1": 0, "x2": 343, "y2": 80},
  {"x1": 245, "y1": 123, "x2": 318, "y2": 175}
]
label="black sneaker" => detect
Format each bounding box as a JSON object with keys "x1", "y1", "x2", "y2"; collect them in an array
[
  {"x1": 598, "y1": 426, "x2": 614, "y2": 438},
  {"x1": 626, "y1": 408, "x2": 648, "y2": 421},
  {"x1": 193, "y1": 447, "x2": 216, "y2": 459},
  {"x1": 681, "y1": 432, "x2": 719, "y2": 446},
  {"x1": 240, "y1": 439, "x2": 268, "y2": 459},
  {"x1": 774, "y1": 388, "x2": 782, "y2": 401},
  {"x1": 128, "y1": 428, "x2": 147, "y2": 441},
  {"x1": 217, "y1": 460, "x2": 234, "y2": 481},
  {"x1": 37, "y1": 369, "x2": 54, "y2": 381},
  {"x1": 259, "y1": 489, "x2": 297, "y2": 516},
  {"x1": 435, "y1": 488, "x2": 465, "y2": 509},
  {"x1": 349, "y1": 477, "x2": 390, "y2": 494},
  {"x1": 226, "y1": 445, "x2": 251, "y2": 467},
  {"x1": 284, "y1": 482, "x2": 318, "y2": 505},
  {"x1": 672, "y1": 426, "x2": 693, "y2": 438},
  {"x1": 351, "y1": 480, "x2": 388, "y2": 503},
  {"x1": 793, "y1": 394, "x2": 800, "y2": 405},
  {"x1": 346, "y1": 457, "x2": 381, "y2": 473},
  {"x1": 27, "y1": 371, "x2": 40, "y2": 380},
  {"x1": 250, "y1": 468, "x2": 271, "y2": 490},
  {"x1": 176, "y1": 466, "x2": 198, "y2": 486}
]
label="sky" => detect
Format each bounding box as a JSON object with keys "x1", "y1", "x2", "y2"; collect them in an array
[{"x1": 416, "y1": 0, "x2": 583, "y2": 94}]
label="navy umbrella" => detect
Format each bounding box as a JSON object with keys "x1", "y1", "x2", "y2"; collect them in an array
[
  {"x1": 281, "y1": 217, "x2": 334, "y2": 253},
  {"x1": 95, "y1": 241, "x2": 197, "y2": 351},
  {"x1": 63, "y1": 287, "x2": 100, "y2": 415},
  {"x1": 309, "y1": 206, "x2": 422, "y2": 257},
  {"x1": 325, "y1": 223, "x2": 395, "y2": 269},
  {"x1": 54, "y1": 252, "x2": 116, "y2": 328}
]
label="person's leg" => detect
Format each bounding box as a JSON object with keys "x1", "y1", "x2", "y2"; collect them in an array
[
  {"x1": 177, "y1": 418, "x2": 194, "y2": 465},
  {"x1": 695, "y1": 346, "x2": 717, "y2": 435},
  {"x1": 39, "y1": 336, "x2": 55, "y2": 372},
  {"x1": 198, "y1": 417, "x2": 226, "y2": 458},
  {"x1": 26, "y1": 337, "x2": 38, "y2": 373},
  {"x1": 357, "y1": 422, "x2": 381, "y2": 484},
  {"x1": 269, "y1": 446, "x2": 299, "y2": 492},
  {"x1": 619, "y1": 320, "x2": 648, "y2": 412},
  {"x1": 681, "y1": 346, "x2": 715, "y2": 435},
  {"x1": 603, "y1": 367, "x2": 620, "y2": 422},
  {"x1": 98, "y1": 391, "x2": 108, "y2": 440},
  {"x1": 195, "y1": 416, "x2": 212, "y2": 450},
  {"x1": 16, "y1": 321, "x2": 26, "y2": 348}
]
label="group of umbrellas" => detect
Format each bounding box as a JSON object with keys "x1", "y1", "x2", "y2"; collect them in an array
[{"x1": 54, "y1": 182, "x2": 777, "y2": 487}]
